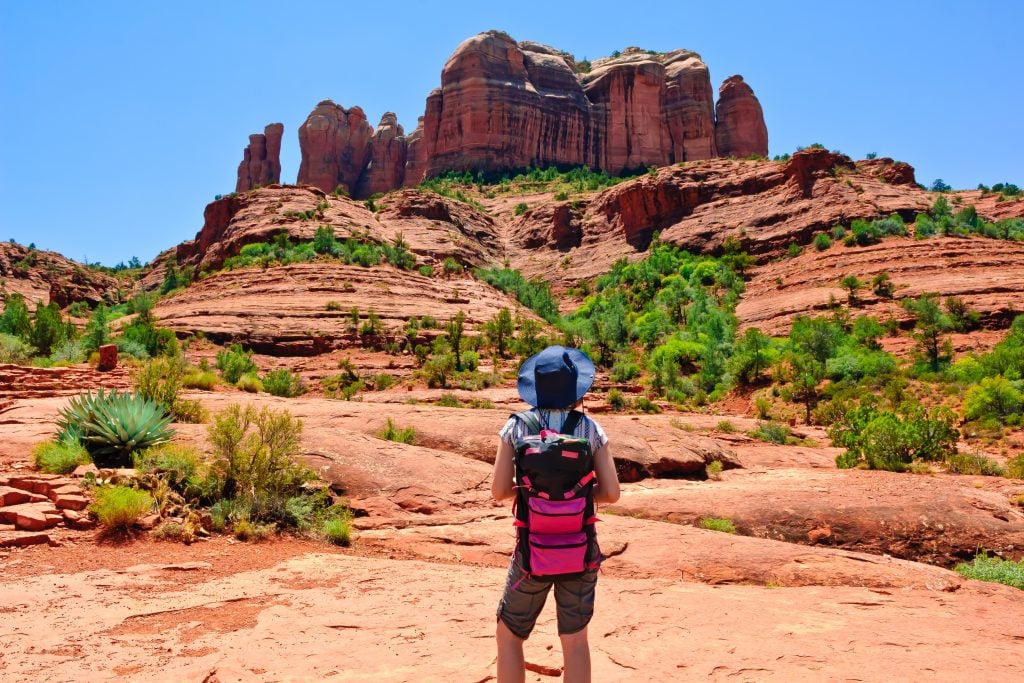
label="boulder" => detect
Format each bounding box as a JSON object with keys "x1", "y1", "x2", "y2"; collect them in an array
[{"x1": 98, "y1": 344, "x2": 118, "y2": 371}]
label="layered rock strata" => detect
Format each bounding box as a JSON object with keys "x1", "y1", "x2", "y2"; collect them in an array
[
  {"x1": 235, "y1": 123, "x2": 283, "y2": 192},
  {"x1": 289, "y1": 31, "x2": 768, "y2": 196}
]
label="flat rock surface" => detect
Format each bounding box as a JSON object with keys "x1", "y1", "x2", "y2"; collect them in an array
[{"x1": 0, "y1": 547, "x2": 1022, "y2": 682}]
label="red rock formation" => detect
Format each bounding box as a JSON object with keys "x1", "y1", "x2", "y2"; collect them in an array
[
  {"x1": 715, "y1": 75, "x2": 769, "y2": 158},
  {"x1": 663, "y1": 51, "x2": 718, "y2": 162},
  {"x1": 0, "y1": 243, "x2": 118, "y2": 308},
  {"x1": 235, "y1": 123, "x2": 283, "y2": 192},
  {"x1": 404, "y1": 33, "x2": 766, "y2": 183},
  {"x1": 583, "y1": 51, "x2": 669, "y2": 174},
  {"x1": 355, "y1": 113, "x2": 407, "y2": 198},
  {"x1": 296, "y1": 100, "x2": 373, "y2": 194},
  {"x1": 288, "y1": 33, "x2": 767, "y2": 194},
  {"x1": 419, "y1": 32, "x2": 590, "y2": 178},
  {"x1": 856, "y1": 157, "x2": 917, "y2": 186}
]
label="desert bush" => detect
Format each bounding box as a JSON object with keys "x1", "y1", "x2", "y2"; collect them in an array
[
  {"x1": 513, "y1": 202, "x2": 528, "y2": 216},
  {"x1": 322, "y1": 373, "x2": 363, "y2": 400},
  {"x1": 436, "y1": 392, "x2": 461, "y2": 408},
  {"x1": 716, "y1": 420, "x2": 735, "y2": 433},
  {"x1": 233, "y1": 518, "x2": 276, "y2": 542},
  {"x1": 215, "y1": 344, "x2": 258, "y2": 384},
  {"x1": 750, "y1": 421, "x2": 791, "y2": 444},
  {"x1": 465, "y1": 397, "x2": 495, "y2": 409},
  {"x1": 706, "y1": 460, "x2": 724, "y2": 480},
  {"x1": 831, "y1": 404, "x2": 958, "y2": 472},
  {"x1": 133, "y1": 443, "x2": 205, "y2": 491},
  {"x1": 607, "y1": 388, "x2": 628, "y2": 411},
  {"x1": 813, "y1": 233, "x2": 832, "y2": 251},
  {"x1": 236, "y1": 372, "x2": 263, "y2": 393},
  {"x1": 0, "y1": 333, "x2": 32, "y2": 364},
  {"x1": 378, "y1": 418, "x2": 416, "y2": 444},
  {"x1": 321, "y1": 508, "x2": 353, "y2": 546},
  {"x1": 182, "y1": 368, "x2": 218, "y2": 390},
  {"x1": 945, "y1": 452, "x2": 1004, "y2": 477},
  {"x1": 954, "y1": 554, "x2": 1024, "y2": 590},
  {"x1": 90, "y1": 485, "x2": 154, "y2": 529},
  {"x1": 50, "y1": 338, "x2": 88, "y2": 364},
  {"x1": 370, "y1": 373, "x2": 397, "y2": 391},
  {"x1": 33, "y1": 438, "x2": 90, "y2": 474},
  {"x1": 963, "y1": 376, "x2": 1023, "y2": 424},
  {"x1": 207, "y1": 404, "x2": 313, "y2": 515},
  {"x1": 698, "y1": 517, "x2": 736, "y2": 534},
  {"x1": 634, "y1": 396, "x2": 661, "y2": 414},
  {"x1": 57, "y1": 389, "x2": 174, "y2": 468},
  {"x1": 326, "y1": 300, "x2": 343, "y2": 311},
  {"x1": 262, "y1": 369, "x2": 307, "y2": 398},
  {"x1": 1005, "y1": 454, "x2": 1024, "y2": 479}
]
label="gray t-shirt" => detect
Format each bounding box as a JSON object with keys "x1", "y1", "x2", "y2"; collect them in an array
[{"x1": 499, "y1": 408, "x2": 608, "y2": 453}]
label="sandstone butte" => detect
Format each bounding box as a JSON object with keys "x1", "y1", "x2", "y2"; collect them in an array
[{"x1": 234, "y1": 31, "x2": 770, "y2": 197}]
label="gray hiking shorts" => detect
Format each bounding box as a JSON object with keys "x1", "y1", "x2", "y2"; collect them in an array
[{"x1": 496, "y1": 555, "x2": 597, "y2": 639}]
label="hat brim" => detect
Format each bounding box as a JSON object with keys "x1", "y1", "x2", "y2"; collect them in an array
[{"x1": 516, "y1": 347, "x2": 595, "y2": 408}]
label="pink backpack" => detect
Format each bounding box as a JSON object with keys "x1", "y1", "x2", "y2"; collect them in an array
[{"x1": 510, "y1": 410, "x2": 601, "y2": 577}]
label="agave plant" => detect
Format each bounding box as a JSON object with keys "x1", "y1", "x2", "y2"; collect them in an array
[{"x1": 57, "y1": 389, "x2": 174, "y2": 468}]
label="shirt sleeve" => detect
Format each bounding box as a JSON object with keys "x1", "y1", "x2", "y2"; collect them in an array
[
  {"x1": 587, "y1": 417, "x2": 609, "y2": 451},
  {"x1": 498, "y1": 416, "x2": 519, "y2": 446}
]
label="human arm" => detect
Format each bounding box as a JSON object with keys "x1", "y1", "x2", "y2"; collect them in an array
[
  {"x1": 592, "y1": 442, "x2": 620, "y2": 504},
  {"x1": 491, "y1": 439, "x2": 517, "y2": 501}
]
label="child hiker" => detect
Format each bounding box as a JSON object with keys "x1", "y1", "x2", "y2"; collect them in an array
[{"x1": 491, "y1": 345, "x2": 620, "y2": 683}]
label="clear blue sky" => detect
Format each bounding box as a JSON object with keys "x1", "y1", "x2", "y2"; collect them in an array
[{"x1": 1, "y1": 0, "x2": 1021, "y2": 266}]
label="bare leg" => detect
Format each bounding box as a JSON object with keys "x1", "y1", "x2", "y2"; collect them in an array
[
  {"x1": 496, "y1": 619, "x2": 526, "y2": 683},
  {"x1": 560, "y1": 627, "x2": 591, "y2": 683}
]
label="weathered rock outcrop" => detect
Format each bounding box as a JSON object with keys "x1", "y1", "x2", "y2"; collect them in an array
[
  {"x1": 293, "y1": 32, "x2": 767, "y2": 195},
  {"x1": 413, "y1": 34, "x2": 766, "y2": 180},
  {"x1": 355, "y1": 113, "x2": 407, "y2": 198},
  {"x1": 0, "y1": 243, "x2": 119, "y2": 308},
  {"x1": 235, "y1": 123, "x2": 283, "y2": 192},
  {"x1": 296, "y1": 101, "x2": 373, "y2": 195},
  {"x1": 715, "y1": 75, "x2": 769, "y2": 158}
]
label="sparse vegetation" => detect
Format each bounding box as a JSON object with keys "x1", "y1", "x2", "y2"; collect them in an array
[
  {"x1": 954, "y1": 553, "x2": 1024, "y2": 590},
  {"x1": 33, "y1": 438, "x2": 90, "y2": 474},
  {"x1": 90, "y1": 485, "x2": 154, "y2": 530},
  {"x1": 699, "y1": 517, "x2": 737, "y2": 534},
  {"x1": 378, "y1": 418, "x2": 416, "y2": 444}
]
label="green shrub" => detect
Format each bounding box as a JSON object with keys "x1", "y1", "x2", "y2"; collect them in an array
[
  {"x1": 417, "y1": 265, "x2": 434, "y2": 278},
  {"x1": 57, "y1": 389, "x2": 174, "y2": 468},
  {"x1": 215, "y1": 344, "x2": 258, "y2": 383},
  {"x1": 813, "y1": 233, "x2": 832, "y2": 251},
  {"x1": 322, "y1": 372, "x2": 363, "y2": 400},
  {"x1": 699, "y1": 517, "x2": 736, "y2": 534},
  {"x1": 90, "y1": 485, "x2": 154, "y2": 529},
  {"x1": 133, "y1": 443, "x2": 205, "y2": 490},
  {"x1": 513, "y1": 202, "x2": 528, "y2": 216},
  {"x1": 475, "y1": 268, "x2": 560, "y2": 323},
  {"x1": 33, "y1": 438, "x2": 90, "y2": 474},
  {"x1": 750, "y1": 421, "x2": 791, "y2": 444},
  {"x1": 1005, "y1": 454, "x2": 1024, "y2": 479},
  {"x1": 465, "y1": 397, "x2": 495, "y2": 409},
  {"x1": 326, "y1": 300, "x2": 343, "y2": 311},
  {"x1": 954, "y1": 554, "x2": 1024, "y2": 590},
  {"x1": 50, "y1": 338, "x2": 88, "y2": 364},
  {"x1": 236, "y1": 372, "x2": 263, "y2": 393},
  {"x1": 262, "y1": 369, "x2": 307, "y2": 398},
  {"x1": 787, "y1": 242, "x2": 802, "y2": 258},
  {"x1": 321, "y1": 509, "x2": 353, "y2": 546},
  {"x1": 0, "y1": 332, "x2": 32, "y2": 364},
  {"x1": 830, "y1": 404, "x2": 959, "y2": 472},
  {"x1": 442, "y1": 257, "x2": 464, "y2": 276},
  {"x1": 436, "y1": 393, "x2": 461, "y2": 408},
  {"x1": 378, "y1": 418, "x2": 416, "y2": 444},
  {"x1": 706, "y1": 460, "x2": 724, "y2": 480},
  {"x1": 634, "y1": 396, "x2": 661, "y2": 414},
  {"x1": 233, "y1": 518, "x2": 276, "y2": 542},
  {"x1": 945, "y1": 452, "x2": 1004, "y2": 477},
  {"x1": 716, "y1": 420, "x2": 735, "y2": 433},
  {"x1": 134, "y1": 357, "x2": 184, "y2": 412},
  {"x1": 207, "y1": 404, "x2": 313, "y2": 515},
  {"x1": 182, "y1": 369, "x2": 218, "y2": 390},
  {"x1": 370, "y1": 373, "x2": 396, "y2": 391},
  {"x1": 964, "y1": 376, "x2": 1023, "y2": 424},
  {"x1": 607, "y1": 388, "x2": 628, "y2": 411},
  {"x1": 114, "y1": 336, "x2": 150, "y2": 360}
]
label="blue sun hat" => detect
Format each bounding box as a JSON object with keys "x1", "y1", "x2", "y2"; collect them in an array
[{"x1": 517, "y1": 345, "x2": 596, "y2": 408}]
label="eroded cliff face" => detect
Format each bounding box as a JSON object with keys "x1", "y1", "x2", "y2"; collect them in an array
[{"x1": 254, "y1": 31, "x2": 768, "y2": 198}]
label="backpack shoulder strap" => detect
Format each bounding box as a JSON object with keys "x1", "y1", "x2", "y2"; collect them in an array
[
  {"x1": 561, "y1": 410, "x2": 584, "y2": 436},
  {"x1": 511, "y1": 410, "x2": 544, "y2": 436}
]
